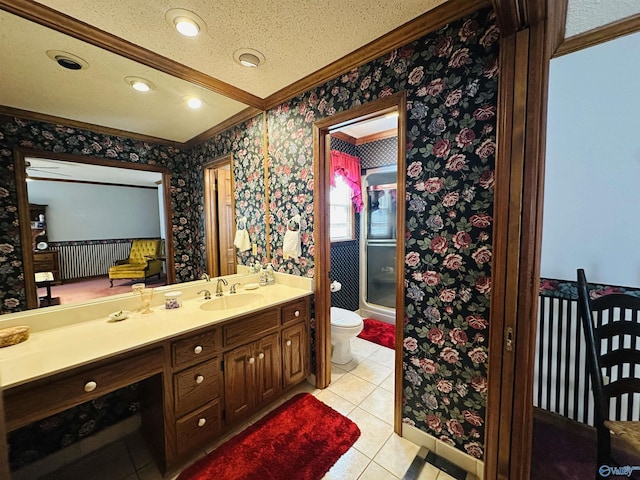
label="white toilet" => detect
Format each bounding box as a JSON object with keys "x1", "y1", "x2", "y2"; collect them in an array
[{"x1": 331, "y1": 307, "x2": 364, "y2": 364}]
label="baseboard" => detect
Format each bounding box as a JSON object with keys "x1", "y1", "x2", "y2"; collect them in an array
[
  {"x1": 402, "y1": 423, "x2": 484, "y2": 480},
  {"x1": 11, "y1": 415, "x2": 141, "y2": 480}
]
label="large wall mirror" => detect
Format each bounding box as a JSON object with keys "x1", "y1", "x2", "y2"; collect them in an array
[
  {"x1": 14, "y1": 149, "x2": 176, "y2": 309},
  {"x1": 0, "y1": 6, "x2": 269, "y2": 312}
]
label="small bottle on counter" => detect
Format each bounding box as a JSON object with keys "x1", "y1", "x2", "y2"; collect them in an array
[
  {"x1": 266, "y1": 265, "x2": 275, "y2": 285},
  {"x1": 259, "y1": 266, "x2": 268, "y2": 286},
  {"x1": 164, "y1": 291, "x2": 182, "y2": 309}
]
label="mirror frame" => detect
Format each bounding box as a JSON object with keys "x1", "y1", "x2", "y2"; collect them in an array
[{"x1": 14, "y1": 147, "x2": 176, "y2": 309}]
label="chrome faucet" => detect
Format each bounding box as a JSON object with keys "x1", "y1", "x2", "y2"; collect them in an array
[
  {"x1": 197, "y1": 289, "x2": 211, "y2": 300},
  {"x1": 215, "y1": 278, "x2": 228, "y2": 296},
  {"x1": 229, "y1": 282, "x2": 242, "y2": 294},
  {"x1": 201, "y1": 273, "x2": 211, "y2": 282}
]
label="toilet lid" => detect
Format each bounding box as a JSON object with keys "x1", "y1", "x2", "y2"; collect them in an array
[{"x1": 331, "y1": 307, "x2": 362, "y2": 328}]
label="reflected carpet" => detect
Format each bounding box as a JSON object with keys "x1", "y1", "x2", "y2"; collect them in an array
[
  {"x1": 358, "y1": 318, "x2": 395, "y2": 349},
  {"x1": 177, "y1": 393, "x2": 360, "y2": 480}
]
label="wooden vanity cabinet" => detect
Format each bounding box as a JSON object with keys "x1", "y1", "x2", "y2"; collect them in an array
[
  {"x1": 281, "y1": 299, "x2": 310, "y2": 387},
  {"x1": 224, "y1": 332, "x2": 281, "y2": 424}
]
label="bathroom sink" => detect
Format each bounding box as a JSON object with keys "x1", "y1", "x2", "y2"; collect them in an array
[{"x1": 199, "y1": 293, "x2": 264, "y2": 311}]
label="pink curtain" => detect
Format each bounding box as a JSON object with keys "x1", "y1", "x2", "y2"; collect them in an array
[{"x1": 330, "y1": 150, "x2": 364, "y2": 212}]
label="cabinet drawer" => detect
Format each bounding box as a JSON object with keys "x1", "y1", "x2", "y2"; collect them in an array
[
  {"x1": 281, "y1": 298, "x2": 309, "y2": 325},
  {"x1": 172, "y1": 329, "x2": 220, "y2": 369},
  {"x1": 174, "y1": 357, "x2": 220, "y2": 417},
  {"x1": 4, "y1": 348, "x2": 163, "y2": 432},
  {"x1": 223, "y1": 309, "x2": 279, "y2": 346},
  {"x1": 175, "y1": 399, "x2": 222, "y2": 456}
]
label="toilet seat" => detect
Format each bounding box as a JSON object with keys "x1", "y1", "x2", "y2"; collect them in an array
[{"x1": 330, "y1": 307, "x2": 362, "y2": 328}]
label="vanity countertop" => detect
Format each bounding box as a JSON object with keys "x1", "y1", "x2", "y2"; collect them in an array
[{"x1": 0, "y1": 281, "x2": 312, "y2": 389}]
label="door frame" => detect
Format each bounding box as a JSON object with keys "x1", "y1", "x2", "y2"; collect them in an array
[
  {"x1": 313, "y1": 91, "x2": 407, "y2": 433},
  {"x1": 203, "y1": 154, "x2": 236, "y2": 277}
]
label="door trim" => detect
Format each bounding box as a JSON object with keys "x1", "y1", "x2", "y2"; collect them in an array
[{"x1": 313, "y1": 91, "x2": 406, "y2": 433}]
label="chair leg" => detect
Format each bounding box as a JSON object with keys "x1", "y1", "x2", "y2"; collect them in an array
[{"x1": 110, "y1": 279, "x2": 113, "y2": 287}]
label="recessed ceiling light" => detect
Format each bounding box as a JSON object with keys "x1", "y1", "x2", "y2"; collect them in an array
[
  {"x1": 125, "y1": 76, "x2": 154, "y2": 92},
  {"x1": 187, "y1": 97, "x2": 203, "y2": 109},
  {"x1": 46, "y1": 50, "x2": 89, "y2": 71},
  {"x1": 165, "y1": 9, "x2": 206, "y2": 37},
  {"x1": 174, "y1": 17, "x2": 199, "y2": 36},
  {"x1": 233, "y1": 49, "x2": 266, "y2": 68}
]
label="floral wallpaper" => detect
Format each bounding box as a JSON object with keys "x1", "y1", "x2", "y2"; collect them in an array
[
  {"x1": 189, "y1": 114, "x2": 266, "y2": 268},
  {"x1": 1, "y1": 7, "x2": 499, "y2": 466},
  {"x1": 540, "y1": 277, "x2": 640, "y2": 300},
  {"x1": 0, "y1": 115, "x2": 201, "y2": 313},
  {"x1": 263, "y1": 9, "x2": 499, "y2": 457}
]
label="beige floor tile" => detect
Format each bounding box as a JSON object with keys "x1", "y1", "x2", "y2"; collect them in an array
[
  {"x1": 360, "y1": 387, "x2": 395, "y2": 425},
  {"x1": 379, "y1": 371, "x2": 395, "y2": 392},
  {"x1": 327, "y1": 372, "x2": 378, "y2": 405},
  {"x1": 331, "y1": 364, "x2": 348, "y2": 382},
  {"x1": 417, "y1": 461, "x2": 443, "y2": 480},
  {"x1": 316, "y1": 388, "x2": 358, "y2": 416},
  {"x1": 434, "y1": 469, "x2": 460, "y2": 480},
  {"x1": 351, "y1": 337, "x2": 383, "y2": 358},
  {"x1": 40, "y1": 441, "x2": 136, "y2": 480},
  {"x1": 358, "y1": 461, "x2": 400, "y2": 480},
  {"x1": 348, "y1": 407, "x2": 394, "y2": 459},
  {"x1": 373, "y1": 433, "x2": 421, "y2": 478},
  {"x1": 137, "y1": 461, "x2": 165, "y2": 480},
  {"x1": 124, "y1": 430, "x2": 154, "y2": 471},
  {"x1": 322, "y1": 447, "x2": 371, "y2": 480},
  {"x1": 350, "y1": 358, "x2": 394, "y2": 385},
  {"x1": 368, "y1": 346, "x2": 396, "y2": 367}
]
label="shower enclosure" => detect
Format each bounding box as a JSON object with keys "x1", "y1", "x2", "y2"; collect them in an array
[{"x1": 359, "y1": 167, "x2": 397, "y2": 324}]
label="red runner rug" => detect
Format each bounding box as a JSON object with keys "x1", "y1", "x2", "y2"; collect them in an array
[
  {"x1": 358, "y1": 318, "x2": 396, "y2": 349},
  {"x1": 177, "y1": 393, "x2": 360, "y2": 480}
]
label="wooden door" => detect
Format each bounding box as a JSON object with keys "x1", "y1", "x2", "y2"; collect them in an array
[
  {"x1": 204, "y1": 155, "x2": 236, "y2": 277},
  {"x1": 217, "y1": 167, "x2": 236, "y2": 275},
  {"x1": 255, "y1": 334, "x2": 281, "y2": 405},
  {"x1": 223, "y1": 344, "x2": 254, "y2": 424},
  {"x1": 282, "y1": 323, "x2": 307, "y2": 387}
]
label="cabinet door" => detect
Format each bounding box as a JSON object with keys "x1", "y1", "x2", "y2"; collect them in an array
[
  {"x1": 223, "y1": 343, "x2": 254, "y2": 424},
  {"x1": 282, "y1": 322, "x2": 307, "y2": 387},
  {"x1": 255, "y1": 333, "x2": 281, "y2": 406}
]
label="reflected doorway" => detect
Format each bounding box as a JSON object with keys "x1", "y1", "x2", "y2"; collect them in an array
[{"x1": 204, "y1": 155, "x2": 237, "y2": 276}]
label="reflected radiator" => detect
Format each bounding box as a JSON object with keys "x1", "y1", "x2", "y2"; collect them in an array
[{"x1": 51, "y1": 241, "x2": 132, "y2": 281}]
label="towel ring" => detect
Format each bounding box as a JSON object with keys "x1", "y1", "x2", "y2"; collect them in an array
[{"x1": 287, "y1": 217, "x2": 300, "y2": 231}]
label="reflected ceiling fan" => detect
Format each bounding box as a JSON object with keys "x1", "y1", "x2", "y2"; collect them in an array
[{"x1": 25, "y1": 160, "x2": 72, "y2": 178}]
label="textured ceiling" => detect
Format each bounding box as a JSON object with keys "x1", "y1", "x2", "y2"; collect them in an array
[
  {"x1": 565, "y1": 0, "x2": 640, "y2": 38},
  {"x1": 2, "y1": 1, "x2": 640, "y2": 144},
  {"x1": 33, "y1": 0, "x2": 448, "y2": 99}
]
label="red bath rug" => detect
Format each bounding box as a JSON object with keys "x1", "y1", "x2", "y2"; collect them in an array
[
  {"x1": 358, "y1": 318, "x2": 396, "y2": 349},
  {"x1": 177, "y1": 393, "x2": 360, "y2": 480}
]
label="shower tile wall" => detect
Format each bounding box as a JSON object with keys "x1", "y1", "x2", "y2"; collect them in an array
[{"x1": 328, "y1": 136, "x2": 397, "y2": 313}]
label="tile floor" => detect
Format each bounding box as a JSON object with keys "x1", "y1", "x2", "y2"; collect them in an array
[{"x1": 33, "y1": 337, "x2": 459, "y2": 480}]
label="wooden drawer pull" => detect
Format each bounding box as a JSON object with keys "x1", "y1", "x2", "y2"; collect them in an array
[
  {"x1": 294, "y1": 310, "x2": 300, "y2": 317},
  {"x1": 195, "y1": 375, "x2": 204, "y2": 384},
  {"x1": 258, "y1": 352, "x2": 265, "y2": 360},
  {"x1": 197, "y1": 417, "x2": 206, "y2": 427},
  {"x1": 84, "y1": 381, "x2": 97, "y2": 392},
  {"x1": 286, "y1": 340, "x2": 292, "y2": 347},
  {"x1": 194, "y1": 345, "x2": 203, "y2": 354}
]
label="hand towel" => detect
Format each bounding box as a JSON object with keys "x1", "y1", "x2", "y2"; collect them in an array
[
  {"x1": 283, "y1": 215, "x2": 302, "y2": 259},
  {"x1": 234, "y1": 217, "x2": 251, "y2": 251}
]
